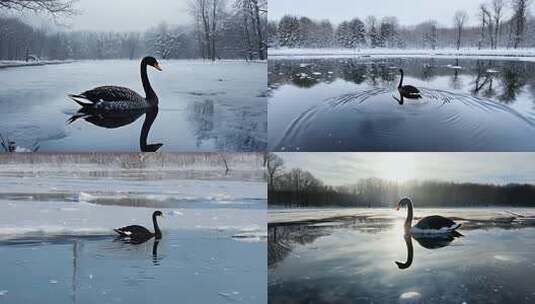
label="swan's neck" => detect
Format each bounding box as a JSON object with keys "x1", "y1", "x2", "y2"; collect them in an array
[
  {"x1": 153, "y1": 214, "x2": 162, "y2": 239},
  {"x1": 141, "y1": 62, "x2": 158, "y2": 104},
  {"x1": 398, "y1": 71, "x2": 404, "y2": 88},
  {"x1": 404, "y1": 201, "x2": 413, "y2": 229}
]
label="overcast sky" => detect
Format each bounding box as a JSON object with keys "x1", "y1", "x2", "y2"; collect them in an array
[
  {"x1": 269, "y1": 0, "x2": 517, "y2": 27},
  {"x1": 276, "y1": 153, "x2": 535, "y2": 186},
  {"x1": 24, "y1": 0, "x2": 191, "y2": 32}
]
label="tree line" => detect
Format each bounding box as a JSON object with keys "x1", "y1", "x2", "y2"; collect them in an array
[
  {"x1": 0, "y1": 0, "x2": 266, "y2": 61},
  {"x1": 266, "y1": 153, "x2": 535, "y2": 208},
  {"x1": 268, "y1": 0, "x2": 534, "y2": 50}
]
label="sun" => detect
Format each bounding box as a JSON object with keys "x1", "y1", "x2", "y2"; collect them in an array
[{"x1": 375, "y1": 154, "x2": 417, "y2": 182}]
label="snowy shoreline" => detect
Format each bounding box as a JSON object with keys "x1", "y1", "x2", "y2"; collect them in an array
[
  {"x1": 0, "y1": 59, "x2": 265, "y2": 69},
  {"x1": 269, "y1": 48, "x2": 535, "y2": 61},
  {"x1": 0, "y1": 60, "x2": 76, "y2": 69}
]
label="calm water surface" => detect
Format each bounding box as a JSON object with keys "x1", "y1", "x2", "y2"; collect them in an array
[
  {"x1": 268, "y1": 208, "x2": 535, "y2": 304},
  {"x1": 0, "y1": 60, "x2": 267, "y2": 152},
  {"x1": 0, "y1": 229, "x2": 265, "y2": 304},
  {"x1": 269, "y1": 57, "x2": 535, "y2": 151}
]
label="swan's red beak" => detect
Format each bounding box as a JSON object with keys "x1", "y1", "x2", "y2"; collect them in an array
[
  {"x1": 154, "y1": 63, "x2": 163, "y2": 71},
  {"x1": 395, "y1": 204, "x2": 400, "y2": 211}
]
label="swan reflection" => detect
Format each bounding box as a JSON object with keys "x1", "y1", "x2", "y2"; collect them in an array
[
  {"x1": 67, "y1": 106, "x2": 162, "y2": 152},
  {"x1": 395, "y1": 231, "x2": 462, "y2": 270}
]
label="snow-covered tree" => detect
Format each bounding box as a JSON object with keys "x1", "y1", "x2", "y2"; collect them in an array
[{"x1": 278, "y1": 15, "x2": 300, "y2": 47}]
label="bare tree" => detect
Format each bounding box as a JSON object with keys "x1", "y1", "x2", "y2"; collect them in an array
[
  {"x1": 454, "y1": 10, "x2": 469, "y2": 50},
  {"x1": 0, "y1": 0, "x2": 76, "y2": 16},
  {"x1": 491, "y1": 0, "x2": 505, "y2": 49},
  {"x1": 511, "y1": 0, "x2": 530, "y2": 49},
  {"x1": 266, "y1": 153, "x2": 284, "y2": 190},
  {"x1": 189, "y1": 0, "x2": 224, "y2": 61},
  {"x1": 478, "y1": 5, "x2": 489, "y2": 49},
  {"x1": 235, "y1": 0, "x2": 266, "y2": 60}
]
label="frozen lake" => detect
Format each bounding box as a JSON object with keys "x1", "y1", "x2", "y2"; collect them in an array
[
  {"x1": 268, "y1": 57, "x2": 535, "y2": 151},
  {"x1": 0, "y1": 157, "x2": 267, "y2": 304},
  {"x1": 268, "y1": 208, "x2": 535, "y2": 304},
  {"x1": 0, "y1": 60, "x2": 267, "y2": 152}
]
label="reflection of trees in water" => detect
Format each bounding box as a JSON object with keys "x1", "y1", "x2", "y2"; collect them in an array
[
  {"x1": 498, "y1": 66, "x2": 526, "y2": 103},
  {"x1": 449, "y1": 59, "x2": 462, "y2": 90},
  {"x1": 270, "y1": 58, "x2": 535, "y2": 106},
  {"x1": 268, "y1": 217, "x2": 393, "y2": 268},
  {"x1": 187, "y1": 100, "x2": 215, "y2": 147},
  {"x1": 187, "y1": 99, "x2": 266, "y2": 151},
  {"x1": 268, "y1": 224, "x2": 327, "y2": 268}
]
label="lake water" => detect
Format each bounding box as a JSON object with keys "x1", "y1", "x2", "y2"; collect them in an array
[
  {"x1": 268, "y1": 208, "x2": 535, "y2": 304},
  {"x1": 0, "y1": 161, "x2": 267, "y2": 303},
  {"x1": 0, "y1": 60, "x2": 267, "y2": 152},
  {"x1": 1, "y1": 229, "x2": 265, "y2": 304},
  {"x1": 268, "y1": 57, "x2": 535, "y2": 151}
]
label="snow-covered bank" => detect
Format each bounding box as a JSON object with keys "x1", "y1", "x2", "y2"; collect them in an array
[
  {"x1": 269, "y1": 207, "x2": 535, "y2": 226},
  {"x1": 0, "y1": 153, "x2": 265, "y2": 177},
  {"x1": 269, "y1": 47, "x2": 535, "y2": 61},
  {"x1": 0, "y1": 60, "x2": 75, "y2": 69}
]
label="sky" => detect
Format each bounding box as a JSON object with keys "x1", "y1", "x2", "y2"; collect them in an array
[
  {"x1": 275, "y1": 153, "x2": 535, "y2": 186},
  {"x1": 23, "y1": 0, "x2": 191, "y2": 32},
  {"x1": 269, "y1": 0, "x2": 507, "y2": 27}
]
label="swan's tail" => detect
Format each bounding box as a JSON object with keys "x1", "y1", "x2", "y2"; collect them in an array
[
  {"x1": 68, "y1": 94, "x2": 93, "y2": 107},
  {"x1": 450, "y1": 223, "x2": 462, "y2": 231},
  {"x1": 114, "y1": 229, "x2": 129, "y2": 237}
]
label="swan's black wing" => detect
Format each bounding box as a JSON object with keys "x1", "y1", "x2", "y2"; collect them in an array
[
  {"x1": 67, "y1": 108, "x2": 146, "y2": 129},
  {"x1": 71, "y1": 86, "x2": 144, "y2": 103},
  {"x1": 114, "y1": 225, "x2": 153, "y2": 238},
  {"x1": 414, "y1": 215, "x2": 458, "y2": 230},
  {"x1": 401, "y1": 85, "x2": 420, "y2": 94}
]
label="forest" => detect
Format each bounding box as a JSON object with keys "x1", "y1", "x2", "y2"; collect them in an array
[
  {"x1": 268, "y1": 0, "x2": 535, "y2": 50},
  {"x1": 266, "y1": 153, "x2": 535, "y2": 208},
  {"x1": 0, "y1": 0, "x2": 266, "y2": 61}
]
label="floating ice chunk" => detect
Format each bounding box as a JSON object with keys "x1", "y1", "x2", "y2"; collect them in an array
[
  {"x1": 218, "y1": 291, "x2": 240, "y2": 299},
  {"x1": 78, "y1": 192, "x2": 95, "y2": 202},
  {"x1": 312, "y1": 72, "x2": 322, "y2": 76},
  {"x1": 299, "y1": 63, "x2": 312, "y2": 68},
  {"x1": 14, "y1": 147, "x2": 33, "y2": 152},
  {"x1": 49, "y1": 280, "x2": 58, "y2": 284},
  {"x1": 487, "y1": 69, "x2": 499, "y2": 73},
  {"x1": 0, "y1": 290, "x2": 7, "y2": 296},
  {"x1": 231, "y1": 229, "x2": 267, "y2": 242},
  {"x1": 399, "y1": 291, "x2": 422, "y2": 303}
]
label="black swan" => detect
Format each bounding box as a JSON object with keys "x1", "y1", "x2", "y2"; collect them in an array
[
  {"x1": 398, "y1": 69, "x2": 421, "y2": 100},
  {"x1": 114, "y1": 210, "x2": 163, "y2": 242},
  {"x1": 69, "y1": 56, "x2": 162, "y2": 111},
  {"x1": 396, "y1": 198, "x2": 461, "y2": 234}
]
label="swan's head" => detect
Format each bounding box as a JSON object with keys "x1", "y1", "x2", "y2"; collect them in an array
[
  {"x1": 396, "y1": 198, "x2": 412, "y2": 210},
  {"x1": 399, "y1": 68, "x2": 404, "y2": 74},
  {"x1": 153, "y1": 210, "x2": 164, "y2": 217},
  {"x1": 143, "y1": 56, "x2": 163, "y2": 71}
]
